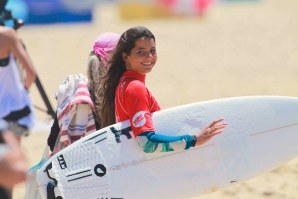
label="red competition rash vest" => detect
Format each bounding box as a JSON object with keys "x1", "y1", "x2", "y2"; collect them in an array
[{"x1": 115, "y1": 70, "x2": 160, "y2": 137}]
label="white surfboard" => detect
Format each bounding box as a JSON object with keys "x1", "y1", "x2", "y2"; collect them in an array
[{"x1": 36, "y1": 96, "x2": 298, "y2": 199}]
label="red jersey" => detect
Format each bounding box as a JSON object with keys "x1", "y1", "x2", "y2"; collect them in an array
[{"x1": 115, "y1": 70, "x2": 161, "y2": 137}]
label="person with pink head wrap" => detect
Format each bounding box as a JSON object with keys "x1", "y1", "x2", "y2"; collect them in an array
[
  {"x1": 92, "y1": 32, "x2": 120, "y2": 70},
  {"x1": 47, "y1": 32, "x2": 120, "y2": 153},
  {"x1": 88, "y1": 32, "x2": 120, "y2": 128}
]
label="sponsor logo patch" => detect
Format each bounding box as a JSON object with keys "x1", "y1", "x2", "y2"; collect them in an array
[{"x1": 132, "y1": 111, "x2": 146, "y2": 128}]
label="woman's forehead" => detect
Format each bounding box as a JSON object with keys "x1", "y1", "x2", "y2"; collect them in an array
[{"x1": 134, "y1": 37, "x2": 155, "y2": 48}]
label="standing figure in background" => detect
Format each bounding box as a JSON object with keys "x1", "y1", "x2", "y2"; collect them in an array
[
  {"x1": 0, "y1": 26, "x2": 36, "y2": 142},
  {"x1": 0, "y1": 119, "x2": 27, "y2": 199},
  {"x1": 87, "y1": 32, "x2": 120, "y2": 129},
  {"x1": 47, "y1": 32, "x2": 120, "y2": 153}
]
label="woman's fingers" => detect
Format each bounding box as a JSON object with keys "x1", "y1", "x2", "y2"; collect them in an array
[
  {"x1": 203, "y1": 124, "x2": 227, "y2": 135},
  {"x1": 209, "y1": 118, "x2": 225, "y2": 127},
  {"x1": 198, "y1": 118, "x2": 227, "y2": 142},
  {"x1": 211, "y1": 124, "x2": 227, "y2": 132},
  {"x1": 196, "y1": 119, "x2": 227, "y2": 147}
]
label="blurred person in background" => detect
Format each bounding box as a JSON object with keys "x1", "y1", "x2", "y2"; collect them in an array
[
  {"x1": 0, "y1": 119, "x2": 27, "y2": 199},
  {"x1": 47, "y1": 32, "x2": 120, "y2": 153},
  {"x1": 0, "y1": 25, "x2": 36, "y2": 142},
  {"x1": 87, "y1": 32, "x2": 120, "y2": 129}
]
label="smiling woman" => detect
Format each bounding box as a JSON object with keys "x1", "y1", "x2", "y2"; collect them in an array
[
  {"x1": 101, "y1": 26, "x2": 227, "y2": 154},
  {"x1": 123, "y1": 36, "x2": 157, "y2": 75}
]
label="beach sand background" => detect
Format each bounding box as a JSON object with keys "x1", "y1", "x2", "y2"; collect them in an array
[{"x1": 12, "y1": 0, "x2": 298, "y2": 198}]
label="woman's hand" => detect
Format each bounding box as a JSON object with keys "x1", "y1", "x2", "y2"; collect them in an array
[{"x1": 195, "y1": 118, "x2": 227, "y2": 147}]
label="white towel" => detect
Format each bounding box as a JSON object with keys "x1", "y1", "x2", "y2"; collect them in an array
[{"x1": 53, "y1": 74, "x2": 96, "y2": 154}]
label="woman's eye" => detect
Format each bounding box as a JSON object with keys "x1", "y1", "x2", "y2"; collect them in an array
[
  {"x1": 136, "y1": 49, "x2": 156, "y2": 57},
  {"x1": 137, "y1": 50, "x2": 145, "y2": 55}
]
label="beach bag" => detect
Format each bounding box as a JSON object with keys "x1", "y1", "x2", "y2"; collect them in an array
[{"x1": 24, "y1": 146, "x2": 50, "y2": 199}]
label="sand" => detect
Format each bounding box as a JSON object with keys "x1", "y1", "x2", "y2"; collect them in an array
[{"x1": 12, "y1": 0, "x2": 298, "y2": 198}]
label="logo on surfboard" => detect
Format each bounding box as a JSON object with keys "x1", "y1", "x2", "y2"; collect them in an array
[
  {"x1": 94, "y1": 164, "x2": 107, "y2": 177},
  {"x1": 110, "y1": 126, "x2": 132, "y2": 143},
  {"x1": 57, "y1": 154, "x2": 67, "y2": 169}
]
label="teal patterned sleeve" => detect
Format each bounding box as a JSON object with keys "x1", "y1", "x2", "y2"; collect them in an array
[{"x1": 137, "y1": 131, "x2": 197, "y2": 153}]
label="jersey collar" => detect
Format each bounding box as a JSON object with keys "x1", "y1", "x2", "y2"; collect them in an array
[{"x1": 123, "y1": 70, "x2": 146, "y2": 83}]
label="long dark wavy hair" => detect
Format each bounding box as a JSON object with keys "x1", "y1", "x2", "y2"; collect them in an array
[{"x1": 100, "y1": 26, "x2": 155, "y2": 128}]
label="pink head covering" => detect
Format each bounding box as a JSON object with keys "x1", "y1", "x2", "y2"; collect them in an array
[{"x1": 93, "y1": 32, "x2": 120, "y2": 69}]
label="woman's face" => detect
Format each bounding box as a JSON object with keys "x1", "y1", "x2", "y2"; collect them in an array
[{"x1": 122, "y1": 37, "x2": 157, "y2": 75}]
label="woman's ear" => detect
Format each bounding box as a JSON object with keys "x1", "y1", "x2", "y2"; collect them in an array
[{"x1": 122, "y1": 52, "x2": 128, "y2": 60}]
